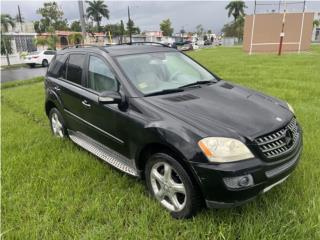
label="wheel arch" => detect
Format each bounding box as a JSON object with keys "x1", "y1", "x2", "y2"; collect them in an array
[
  {"x1": 135, "y1": 142, "x2": 203, "y2": 193},
  {"x1": 45, "y1": 100, "x2": 57, "y2": 117}
]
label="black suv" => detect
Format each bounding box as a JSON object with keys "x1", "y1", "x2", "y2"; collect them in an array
[{"x1": 45, "y1": 43, "x2": 302, "y2": 219}]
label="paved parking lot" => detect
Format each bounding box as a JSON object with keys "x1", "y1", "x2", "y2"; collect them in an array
[{"x1": 0, "y1": 66, "x2": 47, "y2": 83}]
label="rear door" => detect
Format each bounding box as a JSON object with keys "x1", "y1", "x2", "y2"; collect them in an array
[
  {"x1": 52, "y1": 52, "x2": 89, "y2": 133},
  {"x1": 43, "y1": 50, "x2": 56, "y2": 63}
]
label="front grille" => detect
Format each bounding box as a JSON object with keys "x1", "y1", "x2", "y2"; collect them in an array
[{"x1": 255, "y1": 118, "x2": 299, "y2": 159}]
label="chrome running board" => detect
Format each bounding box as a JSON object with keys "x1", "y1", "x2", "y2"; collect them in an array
[{"x1": 68, "y1": 130, "x2": 139, "y2": 177}]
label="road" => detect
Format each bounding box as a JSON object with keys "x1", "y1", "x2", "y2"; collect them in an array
[{"x1": 1, "y1": 66, "x2": 47, "y2": 83}]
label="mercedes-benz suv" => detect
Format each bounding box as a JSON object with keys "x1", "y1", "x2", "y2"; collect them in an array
[{"x1": 45, "y1": 43, "x2": 303, "y2": 219}]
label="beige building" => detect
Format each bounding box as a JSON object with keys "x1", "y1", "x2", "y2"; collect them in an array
[{"x1": 243, "y1": 12, "x2": 314, "y2": 53}]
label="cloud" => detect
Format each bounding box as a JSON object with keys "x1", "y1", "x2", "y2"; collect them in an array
[{"x1": 1, "y1": 1, "x2": 320, "y2": 33}]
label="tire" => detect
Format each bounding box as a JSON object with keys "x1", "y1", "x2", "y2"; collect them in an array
[
  {"x1": 145, "y1": 153, "x2": 202, "y2": 219},
  {"x1": 42, "y1": 59, "x2": 49, "y2": 67},
  {"x1": 49, "y1": 108, "x2": 67, "y2": 138}
]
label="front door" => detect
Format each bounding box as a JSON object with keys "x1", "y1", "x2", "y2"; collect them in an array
[{"x1": 79, "y1": 54, "x2": 129, "y2": 156}]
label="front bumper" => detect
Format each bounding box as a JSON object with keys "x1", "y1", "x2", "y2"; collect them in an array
[{"x1": 191, "y1": 134, "x2": 303, "y2": 208}]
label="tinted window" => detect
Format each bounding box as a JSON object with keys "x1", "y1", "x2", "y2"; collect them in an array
[
  {"x1": 47, "y1": 54, "x2": 67, "y2": 78},
  {"x1": 88, "y1": 56, "x2": 118, "y2": 92},
  {"x1": 66, "y1": 54, "x2": 85, "y2": 85}
]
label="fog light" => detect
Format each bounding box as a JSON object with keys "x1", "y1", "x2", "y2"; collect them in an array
[{"x1": 223, "y1": 174, "x2": 254, "y2": 189}]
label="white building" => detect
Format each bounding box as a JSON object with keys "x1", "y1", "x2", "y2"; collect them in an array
[{"x1": 1, "y1": 22, "x2": 37, "y2": 66}]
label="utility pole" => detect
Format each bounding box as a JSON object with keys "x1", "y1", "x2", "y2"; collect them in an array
[
  {"x1": 18, "y1": 5, "x2": 23, "y2": 32},
  {"x1": 78, "y1": 0, "x2": 86, "y2": 44},
  {"x1": 128, "y1": 6, "x2": 132, "y2": 44},
  {"x1": 278, "y1": 1, "x2": 287, "y2": 56}
]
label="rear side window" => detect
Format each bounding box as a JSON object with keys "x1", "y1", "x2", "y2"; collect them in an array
[
  {"x1": 66, "y1": 54, "x2": 85, "y2": 85},
  {"x1": 47, "y1": 54, "x2": 67, "y2": 78}
]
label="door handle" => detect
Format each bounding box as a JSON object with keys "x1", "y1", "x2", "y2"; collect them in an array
[
  {"x1": 54, "y1": 86, "x2": 61, "y2": 91},
  {"x1": 82, "y1": 100, "x2": 91, "y2": 109}
]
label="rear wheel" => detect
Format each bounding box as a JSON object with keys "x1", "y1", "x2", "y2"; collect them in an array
[
  {"x1": 145, "y1": 153, "x2": 202, "y2": 219},
  {"x1": 49, "y1": 108, "x2": 67, "y2": 138},
  {"x1": 42, "y1": 59, "x2": 48, "y2": 67}
]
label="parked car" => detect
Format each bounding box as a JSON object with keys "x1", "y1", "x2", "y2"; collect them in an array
[
  {"x1": 25, "y1": 50, "x2": 56, "y2": 67},
  {"x1": 45, "y1": 44, "x2": 302, "y2": 219},
  {"x1": 204, "y1": 40, "x2": 212, "y2": 45}
]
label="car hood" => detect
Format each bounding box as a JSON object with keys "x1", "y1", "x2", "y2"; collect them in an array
[{"x1": 144, "y1": 81, "x2": 293, "y2": 140}]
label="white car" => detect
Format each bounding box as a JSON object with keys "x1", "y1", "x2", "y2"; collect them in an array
[{"x1": 24, "y1": 50, "x2": 56, "y2": 67}]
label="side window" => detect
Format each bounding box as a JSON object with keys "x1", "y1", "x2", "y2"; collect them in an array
[
  {"x1": 88, "y1": 56, "x2": 118, "y2": 92},
  {"x1": 66, "y1": 54, "x2": 85, "y2": 85},
  {"x1": 47, "y1": 54, "x2": 67, "y2": 78},
  {"x1": 45, "y1": 50, "x2": 55, "y2": 55}
]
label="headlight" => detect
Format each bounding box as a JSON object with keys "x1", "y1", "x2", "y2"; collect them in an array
[
  {"x1": 198, "y1": 137, "x2": 254, "y2": 163},
  {"x1": 287, "y1": 103, "x2": 294, "y2": 114}
]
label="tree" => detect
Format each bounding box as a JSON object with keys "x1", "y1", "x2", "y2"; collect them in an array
[
  {"x1": 313, "y1": 20, "x2": 320, "y2": 28},
  {"x1": 120, "y1": 20, "x2": 125, "y2": 43},
  {"x1": 68, "y1": 33, "x2": 83, "y2": 45},
  {"x1": 33, "y1": 37, "x2": 48, "y2": 49},
  {"x1": 33, "y1": 20, "x2": 46, "y2": 34},
  {"x1": 55, "y1": 18, "x2": 69, "y2": 31},
  {"x1": 1, "y1": 14, "x2": 15, "y2": 65},
  {"x1": 180, "y1": 28, "x2": 186, "y2": 35},
  {"x1": 104, "y1": 23, "x2": 120, "y2": 36},
  {"x1": 221, "y1": 16, "x2": 245, "y2": 40},
  {"x1": 195, "y1": 24, "x2": 204, "y2": 37},
  {"x1": 160, "y1": 19, "x2": 173, "y2": 36},
  {"x1": 127, "y1": 19, "x2": 140, "y2": 35},
  {"x1": 86, "y1": 0, "x2": 109, "y2": 32},
  {"x1": 70, "y1": 20, "x2": 81, "y2": 32},
  {"x1": 225, "y1": 1, "x2": 247, "y2": 22},
  {"x1": 36, "y1": 2, "x2": 64, "y2": 31},
  {"x1": 46, "y1": 34, "x2": 58, "y2": 50}
]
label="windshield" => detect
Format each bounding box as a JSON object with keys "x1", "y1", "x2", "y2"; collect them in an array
[{"x1": 116, "y1": 52, "x2": 216, "y2": 95}]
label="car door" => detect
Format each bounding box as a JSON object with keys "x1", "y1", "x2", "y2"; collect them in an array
[
  {"x1": 44, "y1": 50, "x2": 55, "y2": 63},
  {"x1": 78, "y1": 53, "x2": 129, "y2": 156},
  {"x1": 53, "y1": 52, "x2": 90, "y2": 133}
]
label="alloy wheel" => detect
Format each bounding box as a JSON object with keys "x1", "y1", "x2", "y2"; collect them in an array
[{"x1": 150, "y1": 162, "x2": 187, "y2": 212}]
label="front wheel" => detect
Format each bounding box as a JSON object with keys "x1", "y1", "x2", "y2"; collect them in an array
[{"x1": 145, "y1": 153, "x2": 202, "y2": 219}]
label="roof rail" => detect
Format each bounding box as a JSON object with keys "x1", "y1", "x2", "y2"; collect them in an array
[
  {"x1": 109, "y1": 42, "x2": 171, "y2": 48},
  {"x1": 62, "y1": 44, "x2": 108, "y2": 52}
]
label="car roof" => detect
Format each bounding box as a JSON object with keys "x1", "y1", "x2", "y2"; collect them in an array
[
  {"x1": 105, "y1": 45, "x2": 177, "y2": 56},
  {"x1": 59, "y1": 44, "x2": 177, "y2": 57}
]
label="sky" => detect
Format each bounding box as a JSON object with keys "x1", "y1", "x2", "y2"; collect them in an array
[{"x1": 1, "y1": 0, "x2": 320, "y2": 33}]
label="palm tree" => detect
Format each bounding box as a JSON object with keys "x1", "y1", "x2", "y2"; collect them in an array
[
  {"x1": 86, "y1": 0, "x2": 109, "y2": 32},
  {"x1": 225, "y1": 1, "x2": 247, "y2": 22},
  {"x1": 68, "y1": 33, "x2": 83, "y2": 45},
  {"x1": 1, "y1": 14, "x2": 15, "y2": 65}
]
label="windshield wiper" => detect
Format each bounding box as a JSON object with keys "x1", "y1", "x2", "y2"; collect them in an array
[
  {"x1": 179, "y1": 80, "x2": 216, "y2": 89},
  {"x1": 144, "y1": 88, "x2": 184, "y2": 97}
]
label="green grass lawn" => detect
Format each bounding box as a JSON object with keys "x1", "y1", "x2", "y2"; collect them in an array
[{"x1": 1, "y1": 46, "x2": 320, "y2": 239}]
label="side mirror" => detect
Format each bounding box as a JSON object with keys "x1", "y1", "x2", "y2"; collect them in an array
[{"x1": 98, "y1": 91, "x2": 122, "y2": 104}]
